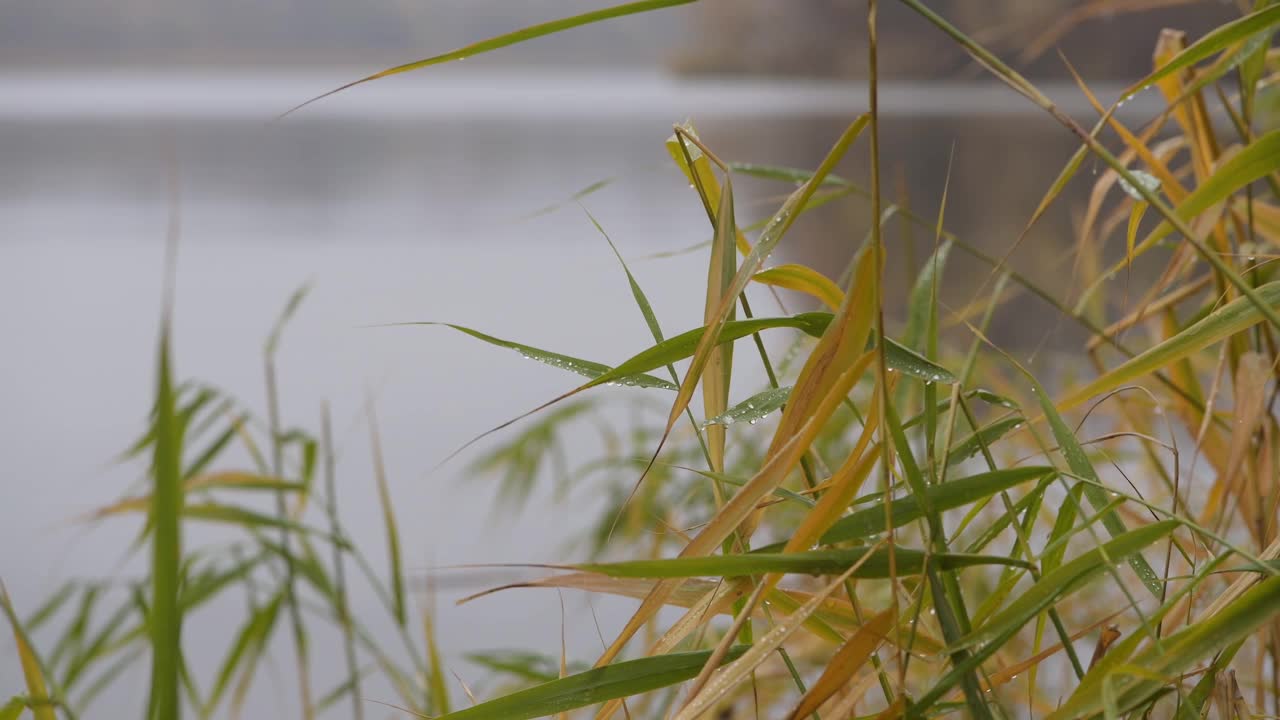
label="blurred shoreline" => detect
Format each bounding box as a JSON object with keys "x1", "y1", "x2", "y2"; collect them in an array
[{"x1": 0, "y1": 68, "x2": 1167, "y2": 121}]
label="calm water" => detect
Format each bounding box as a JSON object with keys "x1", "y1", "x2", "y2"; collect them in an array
[{"x1": 0, "y1": 69, "x2": 1162, "y2": 713}]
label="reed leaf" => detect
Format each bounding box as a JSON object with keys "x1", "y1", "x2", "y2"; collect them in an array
[{"x1": 431, "y1": 647, "x2": 747, "y2": 720}]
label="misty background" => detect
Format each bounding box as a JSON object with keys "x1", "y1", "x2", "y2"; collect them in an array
[{"x1": 0, "y1": 0, "x2": 1238, "y2": 715}]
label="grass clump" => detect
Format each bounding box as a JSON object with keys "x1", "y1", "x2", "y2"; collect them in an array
[{"x1": 8, "y1": 1, "x2": 1280, "y2": 718}]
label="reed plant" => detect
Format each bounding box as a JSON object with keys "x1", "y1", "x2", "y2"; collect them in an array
[{"x1": 6, "y1": 1, "x2": 1280, "y2": 718}]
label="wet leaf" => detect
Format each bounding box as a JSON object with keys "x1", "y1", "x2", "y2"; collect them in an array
[
  {"x1": 1121, "y1": 4, "x2": 1280, "y2": 100},
  {"x1": 432, "y1": 647, "x2": 747, "y2": 720},
  {"x1": 579, "y1": 546, "x2": 1031, "y2": 579},
  {"x1": 702, "y1": 385, "x2": 793, "y2": 427},
  {"x1": 753, "y1": 264, "x2": 845, "y2": 311},
  {"x1": 403, "y1": 322, "x2": 677, "y2": 390}
]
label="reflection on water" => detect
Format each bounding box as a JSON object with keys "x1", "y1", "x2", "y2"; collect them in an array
[{"x1": 0, "y1": 69, "x2": 1147, "y2": 712}]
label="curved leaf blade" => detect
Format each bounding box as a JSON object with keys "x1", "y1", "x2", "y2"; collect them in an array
[
  {"x1": 1061, "y1": 280, "x2": 1280, "y2": 409},
  {"x1": 0, "y1": 586, "x2": 56, "y2": 720},
  {"x1": 753, "y1": 264, "x2": 845, "y2": 311},
  {"x1": 579, "y1": 547, "x2": 1032, "y2": 579},
  {"x1": 702, "y1": 385, "x2": 793, "y2": 427},
  {"x1": 819, "y1": 466, "x2": 1055, "y2": 545},
  {"x1": 434, "y1": 647, "x2": 747, "y2": 720},
  {"x1": 281, "y1": 0, "x2": 697, "y2": 117},
  {"x1": 1121, "y1": 4, "x2": 1280, "y2": 100},
  {"x1": 404, "y1": 322, "x2": 677, "y2": 390}
]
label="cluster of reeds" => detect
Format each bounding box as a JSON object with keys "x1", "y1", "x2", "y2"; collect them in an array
[{"x1": 5, "y1": 1, "x2": 1280, "y2": 718}]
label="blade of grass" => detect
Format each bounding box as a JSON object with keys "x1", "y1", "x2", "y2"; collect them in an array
[
  {"x1": 321, "y1": 403, "x2": 363, "y2": 720},
  {"x1": 941, "y1": 416, "x2": 1025, "y2": 469},
  {"x1": 1, "y1": 584, "x2": 58, "y2": 720},
  {"x1": 397, "y1": 322, "x2": 677, "y2": 391},
  {"x1": 701, "y1": 175, "x2": 738, "y2": 475},
  {"x1": 201, "y1": 589, "x2": 284, "y2": 718},
  {"x1": 263, "y1": 283, "x2": 316, "y2": 720},
  {"x1": 817, "y1": 466, "x2": 1055, "y2": 544},
  {"x1": 367, "y1": 397, "x2": 406, "y2": 627},
  {"x1": 1120, "y1": 4, "x2": 1280, "y2": 100},
  {"x1": 278, "y1": 0, "x2": 697, "y2": 118},
  {"x1": 429, "y1": 647, "x2": 747, "y2": 720},
  {"x1": 148, "y1": 319, "x2": 183, "y2": 720},
  {"x1": 579, "y1": 547, "x2": 1031, "y2": 579},
  {"x1": 423, "y1": 592, "x2": 450, "y2": 715},
  {"x1": 22, "y1": 582, "x2": 76, "y2": 634},
  {"x1": 702, "y1": 385, "x2": 794, "y2": 428},
  {"x1": 785, "y1": 608, "x2": 896, "y2": 720},
  {"x1": 0, "y1": 697, "x2": 25, "y2": 720}
]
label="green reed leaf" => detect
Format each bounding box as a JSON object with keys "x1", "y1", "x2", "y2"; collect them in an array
[
  {"x1": 281, "y1": 0, "x2": 697, "y2": 118},
  {"x1": 702, "y1": 385, "x2": 793, "y2": 427},
  {"x1": 148, "y1": 321, "x2": 183, "y2": 720},
  {"x1": 1122, "y1": 4, "x2": 1280, "y2": 99},
  {"x1": 405, "y1": 322, "x2": 678, "y2": 390},
  {"x1": 434, "y1": 647, "x2": 748, "y2": 720},
  {"x1": 818, "y1": 466, "x2": 1055, "y2": 544},
  {"x1": 579, "y1": 547, "x2": 1031, "y2": 579}
]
